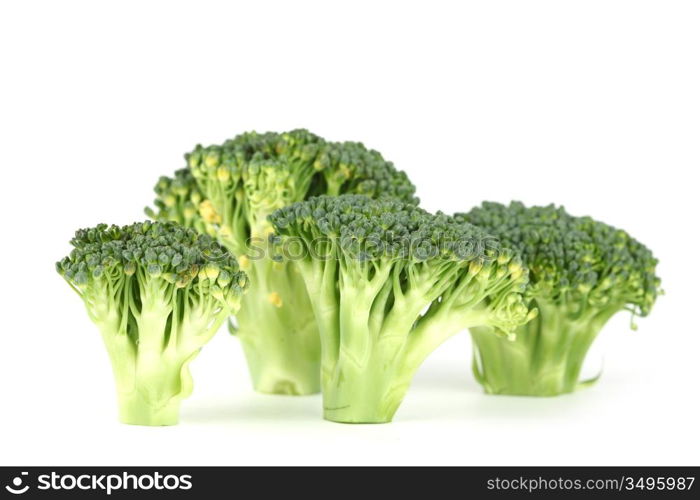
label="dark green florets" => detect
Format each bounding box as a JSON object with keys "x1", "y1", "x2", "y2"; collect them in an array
[
  {"x1": 270, "y1": 194, "x2": 492, "y2": 263},
  {"x1": 145, "y1": 129, "x2": 418, "y2": 256},
  {"x1": 170, "y1": 128, "x2": 418, "y2": 253},
  {"x1": 184, "y1": 129, "x2": 417, "y2": 213},
  {"x1": 456, "y1": 201, "x2": 660, "y2": 316},
  {"x1": 56, "y1": 221, "x2": 248, "y2": 300},
  {"x1": 309, "y1": 141, "x2": 418, "y2": 202}
]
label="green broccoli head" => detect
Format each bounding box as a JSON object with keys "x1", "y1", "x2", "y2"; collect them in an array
[
  {"x1": 180, "y1": 129, "x2": 417, "y2": 253},
  {"x1": 456, "y1": 201, "x2": 661, "y2": 396},
  {"x1": 456, "y1": 201, "x2": 660, "y2": 319},
  {"x1": 269, "y1": 195, "x2": 532, "y2": 423},
  {"x1": 144, "y1": 130, "x2": 418, "y2": 397},
  {"x1": 56, "y1": 221, "x2": 248, "y2": 425}
]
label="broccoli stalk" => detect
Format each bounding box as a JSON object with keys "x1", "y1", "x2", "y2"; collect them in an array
[
  {"x1": 457, "y1": 202, "x2": 661, "y2": 396},
  {"x1": 184, "y1": 135, "x2": 322, "y2": 395},
  {"x1": 148, "y1": 130, "x2": 418, "y2": 395},
  {"x1": 233, "y1": 256, "x2": 320, "y2": 395},
  {"x1": 471, "y1": 301, "x2": 622, "y2": 395},
  {"x1": 56, "y1": 221, "x2": 248, "y2": 425},
  {"x1": 270, "y1": 195, "x2": 533, "y2": 423}
]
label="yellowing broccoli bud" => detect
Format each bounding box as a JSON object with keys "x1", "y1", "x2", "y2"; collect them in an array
[
  {"x1": 203, "y1": 263, "x2": 220, "y2": 280},
  {"x1": 526, "y1": 308, "x2": 539, "y2": 322},
  {"x1": 508, "y1": 262, "x2": 523, "y2": 281},
  {"x1": 469, "y1": 260, "x2": 483, "y2": 275},
  {"x1": 238, "y1": 254, "x2": 250, "y2": 270},
  {"x1": 211, "y1": 285, "x2": 224, "y2": 302},
  {"x1": 237, "y1": 274, "x2": 249, "y2": 289},
  {"x1": 124, "y1": 262, "x2": 136, "y2": 276},
  {"x1": 497, "y1": 250, "x2": 512, "y2": 265},
  {"x1": 183, "y1": 204, "x2": 197, "y2": 220},
  {"x1": 162, "y1": 273, "x2": 177, "y2": 284},
  {"x1": 163, "y1": 194, "x2": 176, "y2": 208},
  {"x1": 217, "y1": 166, "x2": 230, "y2": 182},
  {"x1": 187, "y1": 151, "x2": 201, "y2": 169},
  {"x1": 204, "y1": 151, "x2": 220, "y2": 168},
  {"x1": 267, "y1": 292, "x2": 283, "y2": 308},
  {"x1": 199, "y1": 200, "x2": 221, "y2": 224}
]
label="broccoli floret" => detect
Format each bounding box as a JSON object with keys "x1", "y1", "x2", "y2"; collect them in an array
[
  {"x1": 269, "y1": 195, "x2": 532, "y2": 423},
  {"x1": 144, "y1": 168, "x2": 217, "y2": 238},
  {"x1": 147, "y1": 129, "x2": 417, "y2": 396},
  {"x1": 56, "y1": 221, "x2": 248, "y2": 425},
  {"x1": 456, "y1": 202, "x2": 661, "y2": 396}
]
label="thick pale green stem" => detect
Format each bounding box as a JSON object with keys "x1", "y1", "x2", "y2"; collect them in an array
[
  {"x1": 322, "y1": 357, "x2": 408, "y2": 423},
  {"x1": 471, "y1": 300, "x2": 623, "y2": 396},
  {"x1": 235, "y1": 257, "x2": 321, "y2": 395},
  {"x1": 92, "y1": 281, "x2": 220, "y2": 426},
  {"x1": 321, "y1": 278, "x2": 422, "y2": 424},
  {"x1": 117, "y1": 385, "x2": 181, "y2": 426}
]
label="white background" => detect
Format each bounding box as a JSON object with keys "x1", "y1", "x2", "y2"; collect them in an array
[{"x1": 1, "y1": 0, "x2": 698, "y2": 466}]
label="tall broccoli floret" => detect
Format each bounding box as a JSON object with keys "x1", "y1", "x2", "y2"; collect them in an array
[
  {"x1": 456, "y1": 202, "x2": 661, "y2": 396},
  {"x1": 148, "y1": 129, "x2": 417, "y2": 396},
  {"x1": 144, "y1": 168, "x2": 217, "y2": 238},
  {"x1": 56, "y1": 221, "x2": 248, "y2": 425},
  {"x1": 269, "y1": 195, "x2": 532, "y2": 423}
]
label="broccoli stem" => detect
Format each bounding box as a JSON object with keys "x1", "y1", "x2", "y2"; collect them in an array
[
  {"x1": 117, "y1": 388, "x2": 181, "y2": 426},
  {"x1": 101, "y1": 329, "x2": 195, "y2": 426},
  {"x1": 322, "y1": 359, "x2": 412, "y2": 424},
  {"x1": 471, "y1": 300, "x2": 621, "y2": 396},
  {"x1": 318, "y1": 278, "x2": 451, "y2": 424},
  {"x1": 98, "y1": 291, "x2": 202, "y2": 426},
  {"x1": 235, "y1": 257, "x2": 321, "y2": 395}
]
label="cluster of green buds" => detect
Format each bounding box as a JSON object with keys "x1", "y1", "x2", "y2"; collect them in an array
[
  {"x1": 56, "y1": 221, "x2": 248, "y2": 311},
  {"x1": 176, "y1": 130, "x2": 418, "y2": 252},
  {"x1": 457, "y1": 202, "x2": 661, "y2": 318},
  {"x1": 270, "y1": 195, "x2": 533, "y2": 335},
  {"x1": 144, "y1": 168, "x2": 216, "y2": 237},
  {"x1": 311, "y1": 141, "x2": 418, "y2": 203}
]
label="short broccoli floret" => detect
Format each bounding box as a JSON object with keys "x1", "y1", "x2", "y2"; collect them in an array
[
  {"x1": 147, "y1": 129, "x2": 418, "y2": 396},
  {"x1": 456, "y1": 202, "x2": 661, "y2": 396},
  {"x1": 269, "y1": 195, "x2": 532, "y2": 423},
  {"x1": 56, "y1": 221, "x2": 248, "y2": 425}
]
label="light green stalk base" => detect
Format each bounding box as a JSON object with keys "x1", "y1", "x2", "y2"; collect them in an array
[
  {"x1": 106, "y1": 348, "x2": 197, "y2": 426},
  {"x1": 471, "y1": 301, "x2": 621, "y2": 396},
  {"x1": 118, "y1": 392, "x2": 181, "y2": 426},
  {"x1": 95, "y1": 292, "x2": 223, "y2": 426},
  {"x1": 239, "y1": 323, "x2": 320, "y2": 395},
  {"x1": 322, "y1": 362, "x2": 410, "y2": 424},
  {"x1": 235, "y1": 258, "x2": 321, "y2": 395}
]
